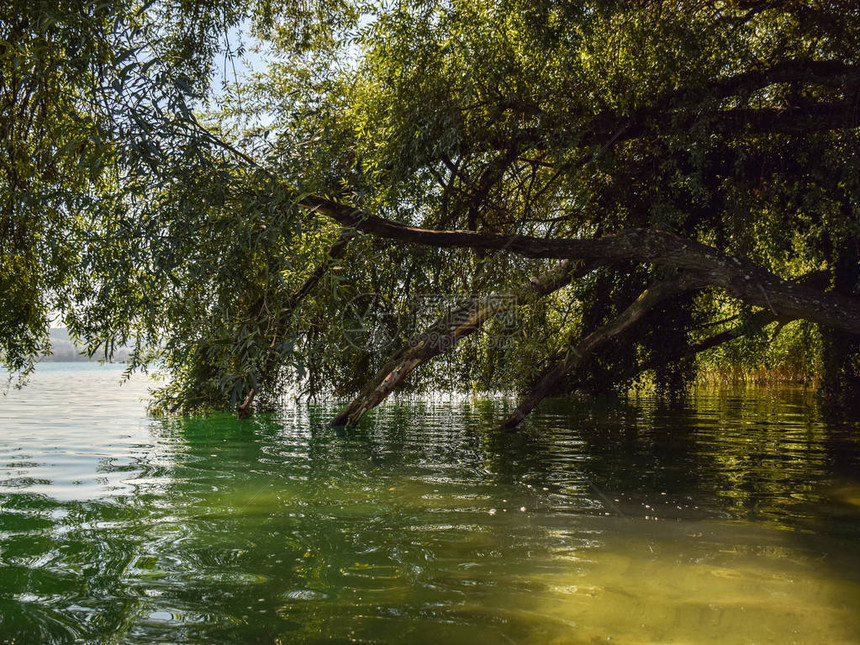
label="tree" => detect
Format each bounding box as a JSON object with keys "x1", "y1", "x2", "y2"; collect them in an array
[{"x1": 2, "y1": 0, "x2": 859, "y2": 426}]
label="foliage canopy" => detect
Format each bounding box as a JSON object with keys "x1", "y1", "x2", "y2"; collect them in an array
[{"x1": 2, "y1": 0, "x2": 859, "y2": 424}]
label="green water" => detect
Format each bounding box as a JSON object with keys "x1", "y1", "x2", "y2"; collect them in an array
[{"x1": 2, "y1": 364, "x2": 860, "y2": 644}]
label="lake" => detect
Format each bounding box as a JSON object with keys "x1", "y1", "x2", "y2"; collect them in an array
[{"x1": 1, "y1": 363, "x2": 859, "y2": 644}]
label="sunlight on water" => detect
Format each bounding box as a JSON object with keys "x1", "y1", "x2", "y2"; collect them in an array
[
  {"x1": 0, "y1": 364, "x2": 155, "y2": 500},
  {"x1": 1, "y1": 365, "x2": 859, "y2": 643}
]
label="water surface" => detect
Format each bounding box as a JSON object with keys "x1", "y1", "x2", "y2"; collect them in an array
[{"x1": 2, "y1": 364, "x2": 859, "y2": 644}]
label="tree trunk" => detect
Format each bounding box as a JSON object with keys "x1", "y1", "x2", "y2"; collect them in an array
[
  {"x1": 331, "y1": 259, "x2": 600, "y2": 426},
  {"x1": 820, "y1": 232, "x2": 860, "y2": 414},
  {"x1": 502, "y1": 273, "x2": 700, "y2": 429}
]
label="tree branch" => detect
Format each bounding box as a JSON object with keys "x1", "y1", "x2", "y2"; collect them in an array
[
  {"x1": 331, "y1": 259, "x2": 600, "y2": 426},
  {"x1": 299, "y1": 197, "x2": 860, "y2": 336},
  {"x1": 502, "y1": 273, "x2": 701, "y2": 429},
  {"x1": 237, "y1": 230, "x2": 352, "y2": 417}
]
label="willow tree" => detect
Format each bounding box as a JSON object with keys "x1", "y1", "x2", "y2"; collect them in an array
[{"x1": 2, "y1": 0, "x2": 859, "y2": 425}]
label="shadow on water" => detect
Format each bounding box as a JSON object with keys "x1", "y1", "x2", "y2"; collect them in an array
[{"x1": 2, "y1": 374, "x2": 860, "y2": 643}]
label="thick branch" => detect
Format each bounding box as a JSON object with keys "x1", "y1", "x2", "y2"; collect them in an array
[
  {"x1": 301, "y1": 198, "x2": 860, "y2": 336},
  {"x1": 480, "y1": 61, "x2": 859, "y2": 152},
  {"x1": 492, "y1": 100, "x2": 859, "y2": 154},
  {"x1": 589, "y1": 59, "x2": 860, "y2": 144},
  {"x1": 678, "y1": 59, "x2": 860, "y2": 101}
]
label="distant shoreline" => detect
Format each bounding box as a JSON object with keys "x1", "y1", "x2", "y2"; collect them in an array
[{"x1": 41, "y1": 328, "x2": 131, "y2": 363}]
